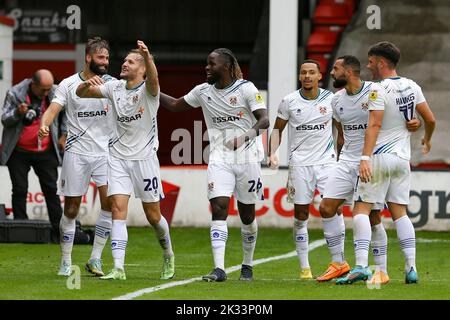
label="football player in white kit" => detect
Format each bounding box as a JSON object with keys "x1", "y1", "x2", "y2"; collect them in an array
[
  {"x1": 159, "y1": 48, "x2": 269, "y2": 282},
  {"x1": 268, "y1": 60, "x2": 336, "y2": 280},
  {"x1": 336, "y1": 42, "x2": 436, "y2": 285},
  {"x1": 75, "y1": 40, "x2": 175, "y2": 281},
  {"x1": 39, "y1": 37, "x2": 114, "y2": 277},
  {"x1": 316, "y1": 55, "x2": 421, "y2": 284}
]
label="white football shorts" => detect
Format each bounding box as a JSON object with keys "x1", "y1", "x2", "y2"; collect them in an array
[
  {"x1": 207, "y1": 161, "x2": 264, "y2": 204},
  {"x1": 287, "y1": 163, "x2": 335, "y2": 205},
  {"x1": 57, "y1": 151, "x2": 108, "y2": 196},
  {"x1": 354, "y1": 153, "x2": 410, "y2": 205},
  {"x1": 107, "y1": 154, "x2": 164, "y2": 203},
  {"x1": 323, "y1": 160, "x2": 384, "y2": 210}
]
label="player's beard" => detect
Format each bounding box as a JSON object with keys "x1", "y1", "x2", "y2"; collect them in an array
[
  {"x1": 90, "y1": 60, "x2": 108, "y2": 76},
  {"x1": 207, "y1": 73, "x2": 220, "y2": 85},
  {"x1": 333, "y1": 77, "x2": 347, "y2": 88}
]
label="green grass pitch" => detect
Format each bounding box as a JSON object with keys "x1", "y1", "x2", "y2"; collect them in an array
[{"x1": 0, "y1": 227, "x2": 449, "y2": 300}]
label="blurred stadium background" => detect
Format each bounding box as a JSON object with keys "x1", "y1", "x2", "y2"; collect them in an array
[{"x1": 0, "y1": 1, "x2": 449, "y2": 299}]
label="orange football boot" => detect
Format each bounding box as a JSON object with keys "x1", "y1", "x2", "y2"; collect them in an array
[{"x1": 316, "y1": 261, "x2": 351, "y2": 282}]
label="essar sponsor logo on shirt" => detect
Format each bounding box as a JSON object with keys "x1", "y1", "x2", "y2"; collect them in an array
[
  {"x1": 296, "y1": 124, "x2": 326, "y2": 130},
  {"x1": 77, "y1": 110, "x2": 107, "y2": 118},
  {"x1": 117, "y1": 113, "x2": 142, "y2": 123},
  {"x1": 343, "y1": 124, "x2": 368, "y2": 130},
  {"x1": 212, "y1": 112, "x2": 242, "y2": 124}
]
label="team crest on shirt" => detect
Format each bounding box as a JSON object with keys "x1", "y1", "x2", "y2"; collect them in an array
[
  {"x1": 132, "y1": 95, "x2": 139, "y2": 104},
  {"x1": 103, "y1": 104, "x2": 109, "y2": 112},
  {"x1": 369, "y1": 90, "x2": 378, "y2": 101},
  {"x1": 138, "y1": 106, "x2": 145, "y2": 114},
  {"x1": 208, "y1": 182, "x2": 215, "y2": 191},
  {"x1": 296, "y1": 109, "x2": 301, "y2": 115},
  {"x1": 229, "y1": 96, "x2": 238, "y2": 106},
  {"x1": 237, "y1": 111, "x2": 244, "y2": 118},
  {"x1": 361, "y1": 102, "x2": 369, "y2": 111},
  {"x1": 339, "y1": 107, "x2": 344, "y2": 114},
  {"x1": 319, "y1": 106, "x2": 327, "y2": 115}
]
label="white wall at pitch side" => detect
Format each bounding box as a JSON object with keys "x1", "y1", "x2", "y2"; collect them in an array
[{"x1": 0, "y1": 166, "x2": 449, "y2": 231}]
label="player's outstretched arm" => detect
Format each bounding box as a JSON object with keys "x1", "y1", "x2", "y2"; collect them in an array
[
  {"x1": 76, "y1": 75, "x2": 105, "y2": 98},
  {"x1": 415, "y1": 101, "x2": 436, "y2": 154},
  {"x1": 38, "y1": 102, "x2": 63, "y2": 139},
  {"x1": 137, "y1": 40, "x2": 159, "y2": 97},
  {"x1": 267, "y1": 117, "x2": 288, "y2": 169},
  {"x1": 160, "y1": 93, "x2": 193, "y2": 112}
]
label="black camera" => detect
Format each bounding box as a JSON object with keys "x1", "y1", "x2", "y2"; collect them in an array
[{"x1": 22, "y1": 104, "x2": 41, "y2": 126}]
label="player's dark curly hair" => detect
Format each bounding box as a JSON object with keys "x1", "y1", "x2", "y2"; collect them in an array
[
  {"x1": 213, "y1": 48, "x2": 243, "y2": 80},
  {"x1": 368, "y1": 41, "x2": 401, "y2": 68}
]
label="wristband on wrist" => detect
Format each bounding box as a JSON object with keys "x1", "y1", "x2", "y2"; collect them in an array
[{"x1": 361, "y1": 155, "x2": 371, "y2": 161}]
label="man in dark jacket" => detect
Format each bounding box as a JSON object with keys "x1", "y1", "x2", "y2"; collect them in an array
[{"x1": 1, "y1": 69, "x2": 67, "y2": 241}]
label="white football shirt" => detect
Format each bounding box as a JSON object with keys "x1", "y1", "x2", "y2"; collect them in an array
[
  {"x1": 368, "y1": 77, "x2": 426, "y2": 161},
  {"x1": 332, "y1": 81, "x2": 374, "y2": 162},
  {"x1": 99, "y1": 80, "x2": 160, "y2": 160},
  {"x1": 184, "y1": 79, "x2": 266, "y2": 164},
  {"x1": 52, "y1": 73, "x2": 115, "y2": 156},
  {"x1": 277, "y1": 88, "x2": 335, "y2": 166}
]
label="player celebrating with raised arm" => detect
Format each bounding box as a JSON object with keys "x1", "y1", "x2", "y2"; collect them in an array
[
  {"x1": 316, "y1": 55, "x2": 421, "y2": 284},
  {"x1": 159, "y1": 48, "x2": 269, "y2": 282},
  {"x1": 76, "y1": 40, "x2": 175, "y2": 281},
  {"x1": 268, "y1": 60, "x2": 337, "y2": 280},
  {"x1": 336, "y1": 41, "x2": 436, "y2": 285},
  {"x1": 39, "y1": 37, "x2": 115, "y2": 277}
]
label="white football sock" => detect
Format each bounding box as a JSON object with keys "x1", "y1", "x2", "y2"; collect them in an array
[
  {"x1": 371, "y1": 222, "x2": 388, "y2": 273},
  {"x1": 293, "y1": 218, "x2": 310, "y2": 269},
  {"x1": 394, "y1": 215, "x2": 416, "y2": 273},
  {"x1": 60, "y1": 215, "x2": 76, "y2": 265},
  {"x1": 210, "y1": 220, "x2": 228, "y2": 271},
  {"x1": 322, "y1": 214, "x2": 345, "y2": 264},
  {"x1": 152, "y1": 215, "x2": 174, "y2": 259},
  {"x1": 111, "y1": 220, "x2": 128, "y2": 270},
  {"x1": 353, "y1": 214, "x2": 371, "y2": 268},
  {"x1": 90, "y1": 210, "x2": 112, "y2": 260},
  {"x1": 241, "y1": 219, "x2": 258, "y2": 266}
]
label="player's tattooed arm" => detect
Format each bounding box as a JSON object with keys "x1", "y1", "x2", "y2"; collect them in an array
[
  {"x1": 360, "y1": 109, "x2": 384, "y2": 183},
  {"x1": 76, "y1": 75, "x2": 105, "y2": 98},
  {"x1": 333, "y1": 119, "x2": 344, "y2": 161},
  {"x1": 225, "y1": 108, "x2": 269, "y2": 151},
  {"x1": 137, "y1": 40, "x2": 159, "y2": 97}
]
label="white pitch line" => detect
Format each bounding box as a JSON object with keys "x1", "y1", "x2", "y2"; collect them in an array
[{"x1": 112, "y1": 239, "x2": 326, "y2": 300}]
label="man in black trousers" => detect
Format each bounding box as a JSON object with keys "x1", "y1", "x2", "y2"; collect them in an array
[{"x1": 1, "y1": 69, "x2": 67, "y2": 242}]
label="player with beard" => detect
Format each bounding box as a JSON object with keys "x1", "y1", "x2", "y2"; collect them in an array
[
  {"x1": 39, "y1": 37, "x2": 115, "y2": 277},
  {"x1": 75, "y1": 40, "x2": 175, "y2": 281},
  {"x1": 268, "y1": 60, "x2": 337, "y2": 280},
  {"x1": 316, "y1": 55, "x2": 421, "y2": 284},
  {"x1": 336, "y1": 42, "x2": 435, "y2": 285},
  {"x1": 159, "y1": 48, "x2": 269, "y2": 282}
]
